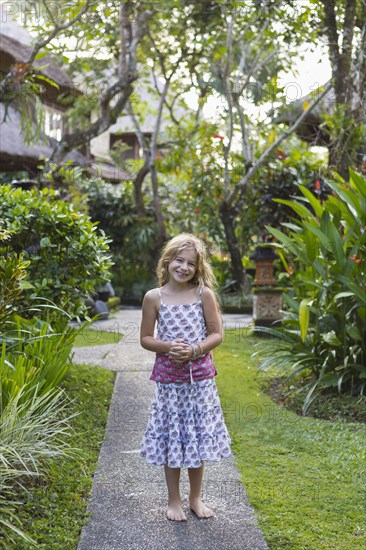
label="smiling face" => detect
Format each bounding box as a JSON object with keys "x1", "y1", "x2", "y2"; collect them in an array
[
  {"x1": 157, "y1": 235, "x2": 208, "y2": 287},
  {"x1": 168, "y1": 247, "x2": 198, "y2": 285}
]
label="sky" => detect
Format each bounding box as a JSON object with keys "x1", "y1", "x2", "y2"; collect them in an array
[
  {"x1": 278, "y1": 45, "x2": 332, "y2": 101},
  {"x1": 198, "y1": 43, "x2": 332, "y2": 122}
]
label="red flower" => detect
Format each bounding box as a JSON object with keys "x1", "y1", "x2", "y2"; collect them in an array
[
  {"x1": 315, "y1": 179, "x2": 321, "y2": 190},
  {"x1": 350, "y1": 255, "x2": 362, "y2": 264}
]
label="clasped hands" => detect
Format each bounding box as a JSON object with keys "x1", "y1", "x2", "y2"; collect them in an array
[{"x1": 168, "y1": 338, "x2": 194, "y2": 364}]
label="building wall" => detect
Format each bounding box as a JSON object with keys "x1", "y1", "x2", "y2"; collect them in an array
[{"x1": 90, "y1": 131, "x2": 112, "y2": 162}]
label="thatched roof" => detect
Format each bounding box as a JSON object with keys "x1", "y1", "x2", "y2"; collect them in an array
[
  {"x1": 0, "y1": 34, "x2": 74, "y2": 89},
  {"x1": 0, "y1": 103, "x2": 130, "y2": 181},
  {"x1": 0, "y1": 103, "x2": 52, "y2": 170},
  {"x1": 0, "y1": 16, "x2": 78, "y2": 96},
  {"x1": 0, "y1": 11, "x2": 33, "y2": 44},
  {"x1": 0, "y1": 102, "x2": 87, "y2": 169},
  {"x1": 0, "y1": 16, "x2": 84, "y2": 173},
  {"x1": 88, "y1": 160, "x2": 131, "y2": 182}
]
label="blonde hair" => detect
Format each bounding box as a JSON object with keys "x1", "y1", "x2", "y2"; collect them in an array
[{"x1": 156, "y1": 233, "x2": 219, "y2": 301}]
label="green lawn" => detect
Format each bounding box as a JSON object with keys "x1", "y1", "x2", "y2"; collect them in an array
[
  {"x1": 72, "y1": 328, "x2": 122, "y2": 347},
  {"x1": 215, "y1": 331, "x2": 365, "y2": 550},
  {"x1": 7, "y1": 363, "x2": 115, "y2": 549}
]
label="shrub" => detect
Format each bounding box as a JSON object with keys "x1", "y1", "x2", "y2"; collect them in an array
[
  {"x1": 0, "y1": 239, "x2": 85, "y2": 544},
  {"x1": 0, "y1": 250, "x2": 33, "y2": 328},
  {"x1": 0, "y1": 185, "x2": 113, "y2": 317},
  {"x1": 256, "y1": 169, "x2": 366, "y2": 413},
  {"x1": 0, "y1": 245, "x2": 87, "y2": 411},
  {"x1": 81, "y1": 178, "x2": 136, "y2": 248}
]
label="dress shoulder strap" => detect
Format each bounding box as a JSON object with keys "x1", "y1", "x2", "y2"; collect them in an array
[
  {"x1": 198, "y1": 284, "x2": 203, "y2": 299},
  {"x1": 157, "y1": 288, "x2": 163, "y2": 305}
]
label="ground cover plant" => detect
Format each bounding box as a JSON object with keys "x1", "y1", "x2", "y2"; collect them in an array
[
  {"x1": 260, "y1": 373, "x2": 366, "y2": 424},
  {"x1": 3, "y1": 363, "x2": 115, "y2": 549},
  {"x1": 215, "y1": 331, "x2": 365, "y2": 550}
]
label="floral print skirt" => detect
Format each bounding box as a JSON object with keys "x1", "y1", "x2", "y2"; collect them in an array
[{"x1": 140, "y1": 378, "x2": 232, "y2": 469}]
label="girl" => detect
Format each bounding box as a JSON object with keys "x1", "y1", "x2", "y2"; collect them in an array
[{"x1": 140, "y1": 234, "x2": 232, "y2": 522}]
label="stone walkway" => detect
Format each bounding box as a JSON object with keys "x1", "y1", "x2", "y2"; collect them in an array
[{"x1": 75, "y1": 308, "x2": 268, "y2": 550}]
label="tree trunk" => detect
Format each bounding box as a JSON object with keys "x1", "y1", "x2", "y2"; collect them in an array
[
  {"x1": 321, "y1": 0, "x2": 358, "y2": 177},
  {"x1": 132, "y1": 160, "x2": 149, "y2": 217},
  {"x1": 219, "y1": 201, "x2": 250, "y2": 293},
  {"x1": 150, "y1": 164, "x2": 167, "y2": 253}
]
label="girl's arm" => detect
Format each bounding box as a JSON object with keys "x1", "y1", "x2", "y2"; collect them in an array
[
  {"x1": 200, "y1": 286, "x2": 223, "y2": 354},
  {"x1": 140, "y1": 290, "x2": 172, "y2": 354}
]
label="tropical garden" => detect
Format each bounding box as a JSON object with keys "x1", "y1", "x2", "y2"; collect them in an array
[{"x1": 0, "y1": 0, "x2": 365, "y2": 548}]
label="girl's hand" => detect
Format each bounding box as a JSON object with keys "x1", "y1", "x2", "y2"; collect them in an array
[{"x1": 169, "y1": 339, "x2": 193, "y2": 363}]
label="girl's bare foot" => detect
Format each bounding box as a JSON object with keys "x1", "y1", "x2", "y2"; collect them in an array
[
  {"x1": 167, "y1": 501, "x2": 187, "y2": 521},
  {"x1": 189, "y1": 498, "x2": 214, "y2": 519}
]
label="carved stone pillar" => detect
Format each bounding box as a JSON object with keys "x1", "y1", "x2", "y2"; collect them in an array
[{"x1": 250, "y1": 246, "x2": 282, "y2": 328}]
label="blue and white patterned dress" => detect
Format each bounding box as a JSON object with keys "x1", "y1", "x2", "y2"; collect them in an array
[{"x1": 140, "y1": 286, "x2": 232, "y2": 468}]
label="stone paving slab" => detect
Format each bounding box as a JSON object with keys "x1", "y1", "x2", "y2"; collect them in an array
[
  {"x1": 76, "y1": 307, "x2": 268, "y2": 549},
  {"x1": 71, "y1": 344, "x2": 115, "y2": 366}
]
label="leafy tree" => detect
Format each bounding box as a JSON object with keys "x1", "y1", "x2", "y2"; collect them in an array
[
  {"x1": 6, "y1": 0, "x2": 363, "y2": 293},
  {"x1": 205, "y1": 3, "x2": 330, "y2": 290},
  {"x1": 172, "y1": 0, "x2": 364, "y2": 287},
  {"x1": 80, "y1": 177, "x2": 159, "y2": 297},
  {"x1": 148, "y1": 1, "x2": 331, "y2": 290},
  {"x1": 82, "y1": 178, "x2": 136, "y2": 247},
  {"x1": 124, "y1": 0, "x2": 213, "y2": 252},
  {"x1": 319, "y1": 0, "x2": 366, "y2": 177}
]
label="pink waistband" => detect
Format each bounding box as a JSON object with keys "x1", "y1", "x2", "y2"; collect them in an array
[{"x1": 150, "y1": 352, "x2": 217, "y2": 384}]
